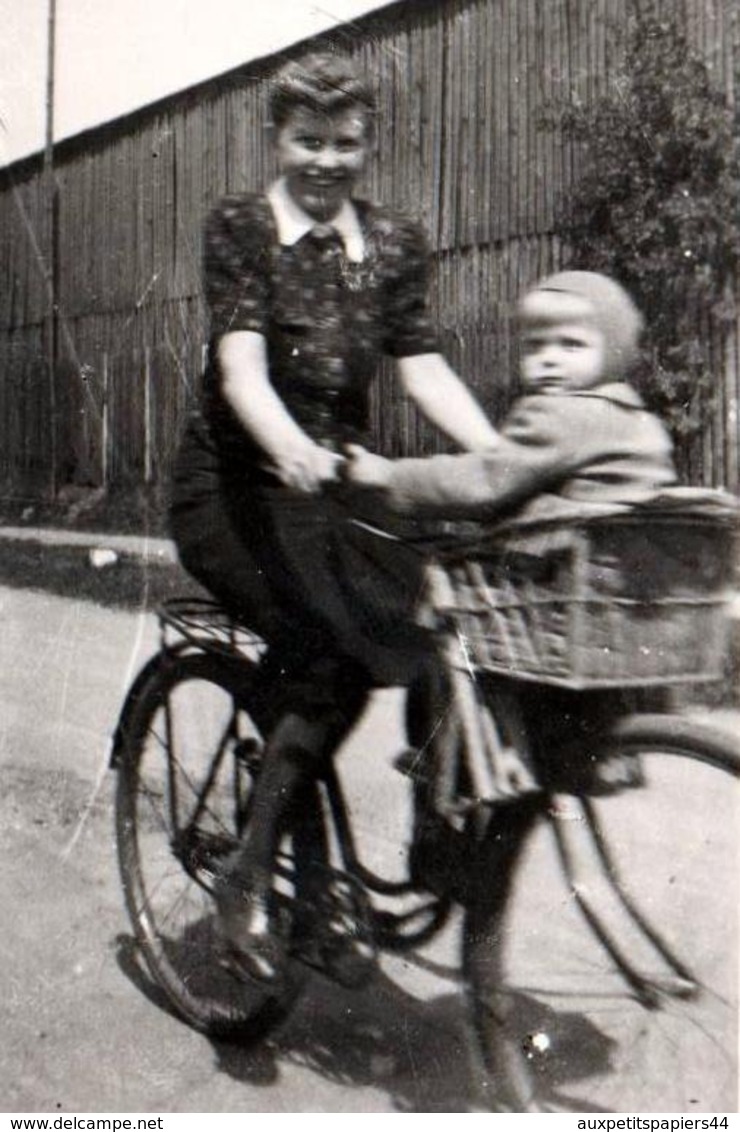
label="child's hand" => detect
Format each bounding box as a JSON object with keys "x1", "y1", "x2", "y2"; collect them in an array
[{"x1": 343, "y1": 444, "x2": 393, "y2": 490}]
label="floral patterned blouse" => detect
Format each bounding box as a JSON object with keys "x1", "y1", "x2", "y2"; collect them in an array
[{"x1": 199, "y1": 192, "x2": 440, "y2": 469}]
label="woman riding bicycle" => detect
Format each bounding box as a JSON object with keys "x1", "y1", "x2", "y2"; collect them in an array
[{"x1": 169, "y1": 51, "x2": 498, "y2": 985}]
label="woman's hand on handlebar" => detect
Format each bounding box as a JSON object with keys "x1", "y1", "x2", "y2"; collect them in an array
[
  {"x1": 266, "y1": 443, "x2": 345, "y2": 493},
  {"x1": 265, "y1": 441, "x2": 393, "y2": 496}
]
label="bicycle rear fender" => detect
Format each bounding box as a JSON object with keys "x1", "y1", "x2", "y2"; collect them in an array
[{"x1": 110, "y1": 652, "x2": 176, "y2": 770}]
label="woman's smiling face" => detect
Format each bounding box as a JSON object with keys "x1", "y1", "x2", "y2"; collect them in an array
[{"x1": 274, "y1": 106, "x2": 373, "y2": 222}]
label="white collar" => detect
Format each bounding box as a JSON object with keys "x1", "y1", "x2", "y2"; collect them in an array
[{"x1": 267, "y1": 177, "x2": 365, "y2": 263}]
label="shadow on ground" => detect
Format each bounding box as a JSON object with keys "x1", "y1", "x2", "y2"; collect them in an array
[
  {"x1": 0, "y1": 539, "x2": 198, "y2": 611},
  {"x1": 115, "y1": 929, "x2": 612, "y2": 1112}
]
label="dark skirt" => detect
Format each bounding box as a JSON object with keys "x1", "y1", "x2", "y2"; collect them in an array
[{"x1": 170, "y1": 420, "x2": 432, "y2": 692}]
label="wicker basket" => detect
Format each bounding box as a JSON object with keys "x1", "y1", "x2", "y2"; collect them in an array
[{"x1": 433, "y1": 509, "x2": 736, "y2": 689}]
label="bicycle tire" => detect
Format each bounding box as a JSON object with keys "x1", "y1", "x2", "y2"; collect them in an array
[
  {"x1": 115, "y1": 649, "x2": 325, "y2": 1040},
  {"x1": 464, "y1": 711, "x2": 739, "y2": 1112}
]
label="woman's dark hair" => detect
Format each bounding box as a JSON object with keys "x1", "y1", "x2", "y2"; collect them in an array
[{"x1": 268, "y1": 52, "x2": 377, "y2": 132}]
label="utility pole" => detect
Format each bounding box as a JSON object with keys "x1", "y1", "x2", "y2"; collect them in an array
[{"x1": 44, "y1": 0, "x2": 58, "y2": 497}]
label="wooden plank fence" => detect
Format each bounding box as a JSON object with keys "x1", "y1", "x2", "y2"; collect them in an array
[{"x1": 0, "y1": 0, "x2": 737, "y2": 498}]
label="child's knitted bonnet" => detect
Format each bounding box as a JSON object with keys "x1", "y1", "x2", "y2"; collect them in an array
[{"x1": 520, "y1": 270, "x2": 644, "y2": 378}]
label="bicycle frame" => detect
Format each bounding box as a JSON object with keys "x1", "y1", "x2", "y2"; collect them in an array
[{"x1": 127, "y1": 595, "x2": 704, "y2": 1006}]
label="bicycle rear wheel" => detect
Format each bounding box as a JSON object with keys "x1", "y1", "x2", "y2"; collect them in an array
[
  {"x1": 464, "y1": 712, "x2": 739, "y2": 1112},
  {"x1": 115, "y1": 649, "x2": 322, "y2": 1040}
]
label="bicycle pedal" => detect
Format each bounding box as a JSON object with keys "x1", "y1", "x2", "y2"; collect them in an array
[
  {"x1": 234, "y1": 737, "x2": 263, "y2": 774},
  {"x1": 393, "y1": 747, "x2": 427, "y2": 780},
  {"x1": 436, "y1": 798, "x2": 475, "y2": 830},
  {"x1": 316, "y1": 873, "x2": 378, "y2": 987},
  {"x1": 292, "y1": 911, "x2": 377, "y2": 988},
  {"x1": 322, "y1": 931, "x2": 376, "y2": 988}
]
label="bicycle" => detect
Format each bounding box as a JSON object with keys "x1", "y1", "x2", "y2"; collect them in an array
[{"x1": 112, "y1": 503, "x2": 739, "y2": 1112}]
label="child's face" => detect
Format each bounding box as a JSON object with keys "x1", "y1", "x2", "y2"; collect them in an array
[
  {"x1": 520, "y1": 320, "x2": 607, "y2": 394},
  {"x1": 274, "y1": 107, "x2": 373, "y2": 222}
]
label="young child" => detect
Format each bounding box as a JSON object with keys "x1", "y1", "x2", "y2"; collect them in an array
[
  {"x1": 346, "y1": 270, "x2": 677, "y2": 514},
  {"x1": 347, "y1": 270, "x2": 679, "y2": 901}
]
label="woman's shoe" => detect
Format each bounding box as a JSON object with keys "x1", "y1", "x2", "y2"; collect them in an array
[{"x1": 215, "y1": 866, "x2": 286, "y2": 986}]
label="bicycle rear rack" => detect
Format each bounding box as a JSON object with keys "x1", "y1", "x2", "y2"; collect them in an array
[{"x1": 157, "y1": 597, "x2": 267, "y2": 662}]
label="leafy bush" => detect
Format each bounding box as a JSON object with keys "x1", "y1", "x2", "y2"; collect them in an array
[{"x1": 545, "y1": 1, "x2": 739, "y2": 466}]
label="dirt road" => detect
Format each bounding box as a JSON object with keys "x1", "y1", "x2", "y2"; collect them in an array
[
  {"x1": 0, "y1": 585, "x2": 477, "y2": 1112},
  {"x1": 1, "y1": 584, "x2": 736, "y2": 1112}
]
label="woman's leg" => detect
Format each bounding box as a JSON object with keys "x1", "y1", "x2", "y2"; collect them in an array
[
  {"x1": 216, "y1": 665, "x2": 371, "y2": 983},
  {"x1": 170, "y1": 487, "x2": 335, "y2": 734},
  {"x1": 170, "y1": 491, "x2": 292, "y2": 643}
]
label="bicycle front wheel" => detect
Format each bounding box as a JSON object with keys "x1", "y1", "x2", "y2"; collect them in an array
[
  {"x1": 115, "y1": 650, "x2": 318, "y2": 1040},
  {"x1": 464, "y1": 713, "x2": 739, "y2": 1113}
]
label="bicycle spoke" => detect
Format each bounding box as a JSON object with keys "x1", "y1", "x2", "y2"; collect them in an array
[{"x1": 116, "y1": 651, "x2": 308, "y2": 1037}]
